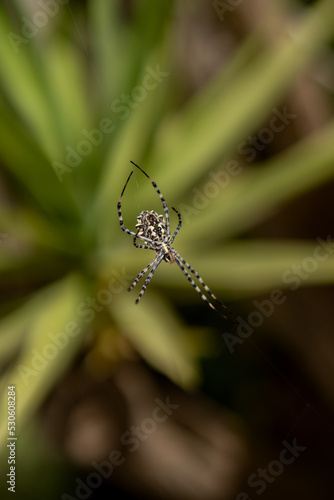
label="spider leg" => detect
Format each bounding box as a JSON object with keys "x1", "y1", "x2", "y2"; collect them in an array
[
  {"x1": 133, "y1": 229, "x2": 152, "y2": 250},
  {"x1": 130, "y1": 161, "x2": 171, "y2": 237},
  {"x1": 128, "y1": 254, "x2": 160, "y2": 291},
  {"x1": 169, "y1": 207, "x2": 182, "y2": 244},
  {"x1": 117, "y1": 171, "x2": 137, "y2": 237},
  {"x1": 173, "y1": 252, "x2": 228, "y2": 319},
  {"x1": 117, "y1": 169, "x2": 153, "y2": 245},
  {"x1": 134, "y1": 255, "x2": 164, "y2": 304},
  {"x1": 175, "y1": 252, "x2": 225, "y2": 304}
]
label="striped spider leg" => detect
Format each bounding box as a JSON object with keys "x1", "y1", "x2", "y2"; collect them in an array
[{"x1": 117, "y1": 161, "x2": 229, "y2": 319}]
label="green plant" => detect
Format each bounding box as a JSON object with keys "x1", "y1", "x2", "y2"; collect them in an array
[{"x1": 1, "y1": 0, "x2": 334, "y2": 458}]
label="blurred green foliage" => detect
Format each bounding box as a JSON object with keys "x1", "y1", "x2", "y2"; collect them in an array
[{"x1": 1, "y1": 0, "x2": 334, "y2": 459}]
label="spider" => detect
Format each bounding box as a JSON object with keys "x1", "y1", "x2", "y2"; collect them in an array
[{"x1": 117, "y1": 161, "x2": 229, "y2": 319}]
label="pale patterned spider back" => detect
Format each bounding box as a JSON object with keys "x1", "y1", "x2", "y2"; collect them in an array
[
  {"x1": 136, "y1": 210, "x2": 168, "y2": 243},
  {"x1": 117, "y1": 161, "x2": 230, "y2": 319}
]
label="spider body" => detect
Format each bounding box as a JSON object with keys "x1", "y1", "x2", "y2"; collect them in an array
[
  {"x1": 117, "y1": 161, "x2": 228, "y2": 318},
  {"x1": 135, "y1": 210, "x2": 175, "y2": 264},
  {"x1": 136, "y1": 210, "x2": 167, "y2": 244}
]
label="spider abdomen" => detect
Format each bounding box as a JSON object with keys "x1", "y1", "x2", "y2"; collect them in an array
[{"x1": 136, "y1": 210, "x2": 168, "y2": 241}]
